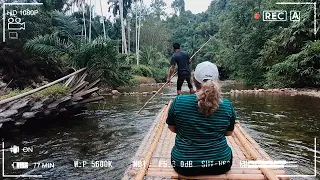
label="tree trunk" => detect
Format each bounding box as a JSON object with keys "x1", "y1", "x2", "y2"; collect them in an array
[
  {"x1": 136, "y1": 2, "x2": 139, "y2": 65},
  {"x1": 100, "y1": 0, "x2": 106, "y2": 39},
  {"x1": 71, "y1": 3, "x2": 74, "y2": 14},
  {"x1": 120, "y1": 0, "x2": 128, "y2": 54},
  {"x1": 127, "y1": 19, "x2": 131, "y2": 53},
  {"x1": 117, "y1": 39, "x2": 120, "y2": 53},
  {"x1": 137, "y1": 0, "x2": 142, "y2": 65},
  {"x1": 82, "y1": 3, "x2": 87, "y2": 40},
  {"x1": 89, "y1": 0, "x2": 92, "y2": 42},
  {"x1": 81, "y1": 25, "x2": 84, "y2": 37}
]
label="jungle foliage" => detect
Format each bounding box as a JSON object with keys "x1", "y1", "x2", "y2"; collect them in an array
[
  {"x1": 165, "y1": 0, "x2": 319, "y2": 88},
  {"x1": 0, "y1": 0, "x2": 319, "y2": 88}
]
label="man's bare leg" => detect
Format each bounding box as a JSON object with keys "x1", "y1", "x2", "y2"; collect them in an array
[{"x1": 186, "y1": 75, "x2": 195, "y2": 94}]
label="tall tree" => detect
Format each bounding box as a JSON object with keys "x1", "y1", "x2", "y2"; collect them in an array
[
  {"x1": 150, "y1": 0, "x2": 167, "y2": 20},
  {"x1": 81, "y1": 2, "x2": 87, "y2": 40},
  {"x1": 127, "y1": 18, "x2": 131, "y2": 53},
  {"x1": 108, "y1": 0, "x2": 136, "y2": 18},
  {"x1": 139, "y1": 17, "x2": 170, "y2": 53},
  {"x1": 40, "y1": 0, "x2": 69, "y2": 12},
  {"x1": 135, "y1": 1, "x2": 139, "y2": 65},
  {"x1": 131, "y1": 0, "x2": 143, "y2": 65},
  {"x1": 99, "y1": 0, "x2": 106, "y2": 39},
  {"x1": 119, "y1": 0, "x2": 128, "y2": 53},
  {"x1": 108, "y1": 0, "x2": 138, "y2": 54},
  {"x1": 171, "y1": 0, "x2": 185, "y2": 15},
  {"x1": 137, "y1": 0, "x2": 142, "y2": 64},
  {"x1": 70, "y1": 0, "x2": 87, "y2": 40},
  {"x1": 89, "y1": 0, "x2": 92, "y2": 42}
]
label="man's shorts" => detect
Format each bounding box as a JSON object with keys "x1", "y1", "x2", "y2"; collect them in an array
[{"x1": 177, "y1": 74, "x2": 193, "y2": 91}]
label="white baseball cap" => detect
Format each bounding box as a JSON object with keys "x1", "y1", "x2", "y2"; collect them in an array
[{"x1": 194, "y1": 61, "x2": 219, "y2": 84}]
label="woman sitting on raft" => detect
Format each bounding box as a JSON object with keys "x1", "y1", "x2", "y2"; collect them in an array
[{"x1": 166, "y1": 61, "x2": 237, "y2": 176}]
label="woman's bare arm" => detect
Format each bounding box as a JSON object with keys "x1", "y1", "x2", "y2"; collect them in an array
[
  {"x1": 168, "y1": 125, "x2": 176, "y2": 133},
  {"x1": 225, "y1": 131, "x2": 233, "y2": 136}
]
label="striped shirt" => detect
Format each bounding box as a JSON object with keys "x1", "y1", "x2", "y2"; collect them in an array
[{"x1": 166, "y1": 94, "x2": 236, "y2": 167}]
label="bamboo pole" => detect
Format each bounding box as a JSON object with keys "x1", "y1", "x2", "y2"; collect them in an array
[
  {"x1": 134, "y1": 100, "x2": 172, "y2": 180},
  {"x1": 0, "y1": 68, "x2": 87, "y2": 105},
  {"x1": 3, "y1": 79, "x2": 12, "y2": 90},
  {"x1": 190, "y1": 37, "x2": 212, "y2": 60},
  {"x1": 234, "y1": 122, "x2": 279, "y2": 180},
  {"x1": 137, "y1": 72, "x2": 177, "y2": 114},
  {"x1": 234, "y1": 128, "x2": 260, "y2": 160},
  {"x1": 236, "y1": 123, "x2": 272, "y2": 160}
]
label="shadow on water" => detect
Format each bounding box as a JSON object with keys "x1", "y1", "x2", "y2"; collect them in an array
[{"x1": 0, "y1": 83, "x2": 319, "y2": 179}]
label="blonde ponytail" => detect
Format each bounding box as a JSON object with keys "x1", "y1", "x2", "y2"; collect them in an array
[{"x1": 197, "y1": 80, "x2": 222, "y2": 117}]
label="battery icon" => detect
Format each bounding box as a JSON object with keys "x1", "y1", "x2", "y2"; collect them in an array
[{"x1": 12, "y1": 162, "x2": 28, "y2": 169}]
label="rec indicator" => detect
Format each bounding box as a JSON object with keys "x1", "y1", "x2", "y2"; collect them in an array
[{"x1": 253, "y1": 10, "x2": 301, "y2": 22}]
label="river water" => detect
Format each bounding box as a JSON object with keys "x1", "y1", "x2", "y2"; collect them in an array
[{"x1": 1, "y1": 83, "x2": 319, "y2": 180}]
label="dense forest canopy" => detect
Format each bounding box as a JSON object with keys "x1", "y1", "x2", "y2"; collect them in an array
[{"x1": 0, "y1": 0, "x2": 319, "y2": 88}]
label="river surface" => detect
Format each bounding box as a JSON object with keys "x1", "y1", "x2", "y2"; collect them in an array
[{"x1": 1, "y1": 83, "x2": 319, "y2": 180}]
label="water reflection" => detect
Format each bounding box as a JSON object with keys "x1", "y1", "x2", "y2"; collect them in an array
[{"x1": 229, "y1": 93, "x2": 320, "y2": 177}]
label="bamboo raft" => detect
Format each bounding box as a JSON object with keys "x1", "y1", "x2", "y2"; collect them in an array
[{"x1": 123, "y1": 101, "x2": 288, "y2": 180}]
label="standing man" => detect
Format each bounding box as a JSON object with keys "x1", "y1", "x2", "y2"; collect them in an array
[{"x1": 167, "y1": 43, "x2": 195, "y2": 95}]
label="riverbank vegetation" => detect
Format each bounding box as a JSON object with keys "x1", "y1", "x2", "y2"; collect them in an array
[
  {"x1": 0, "y1": 84, "x2": 70, "y2": 101},
  {"x1": 0, "y1": 0, "x2": 319, "y2": 91}
]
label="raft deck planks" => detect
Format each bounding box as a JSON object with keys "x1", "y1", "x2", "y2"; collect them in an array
[{"x1": 123, "y1": 102, "x2": 288, "y2": 180}]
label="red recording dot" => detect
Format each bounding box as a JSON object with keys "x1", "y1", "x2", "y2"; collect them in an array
[{"x1": 254, "y1": 13, "x2": 261, "y2": 19}]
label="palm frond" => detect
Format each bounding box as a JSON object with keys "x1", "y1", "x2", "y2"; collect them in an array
[
  {"x1": 52, "y1": 10, "x2": 82, "y2": 38},
  {"x1": 74, "y1": 37, "x2": 118, "y2": 67},
  {"x1": 24, "y1": 33, "x2": 71, "y2": 57}
]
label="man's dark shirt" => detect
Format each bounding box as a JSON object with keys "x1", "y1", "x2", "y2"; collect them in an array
[{"x1": 170, "y1": 51, "x2": 191, "y2": 76}]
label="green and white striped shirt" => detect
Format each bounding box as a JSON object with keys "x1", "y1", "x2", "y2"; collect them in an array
[{"x1": 166, "y1": 94, "x2": 236, "y2": 167}]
